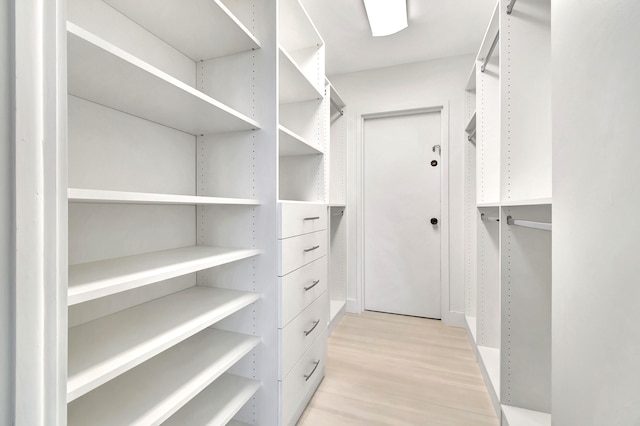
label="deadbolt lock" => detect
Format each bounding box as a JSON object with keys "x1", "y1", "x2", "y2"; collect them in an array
[
  {"x1": 431, "y1": 160, "x2": 438, "y2": 167},
  {"x1": 431, "y1": 218, "x2": 438, "y2": 225}
]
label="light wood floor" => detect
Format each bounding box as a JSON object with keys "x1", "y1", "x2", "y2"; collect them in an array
[{"x1": 298, "y1": 311, "x2": 498, "y2": 426}]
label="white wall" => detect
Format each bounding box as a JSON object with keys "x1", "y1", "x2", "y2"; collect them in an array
[
  {"x1": 1, "y1": 0, "x2": 13, "y2": 422},
  {"x1": 553, "y1": 1, "x2": 640, "y2": 424},
  {"x1": 331, "y1": 54, "x2": 473, "y2": 323}
]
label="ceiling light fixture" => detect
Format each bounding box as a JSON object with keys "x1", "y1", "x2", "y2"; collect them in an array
[{"x1": 363, "y1": 0, "x2": 408, "y2": 37}]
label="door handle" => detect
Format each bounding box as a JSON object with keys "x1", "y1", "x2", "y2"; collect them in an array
[
  {"x1": 303, "y1": 245, "x2": 320, "y2": 253},
  {"x1": 304, "y1": 360, "x2": 320, "y2": 381},
  {"x1": 430, "y1": 218, "x2": 438, "y2": 225},
  {"x1": 303, "y1": 319, "x2": 321, "y2": 336},
  {"x1": 304, "y1": 279, "x2": 320, "y2": 291}
]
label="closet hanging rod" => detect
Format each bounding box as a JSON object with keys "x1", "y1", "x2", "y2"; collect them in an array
[
  {"x1": 506, "y1": 215, "x2": 552, "y2": 231},
  {"x1": 330, "y1": 98, "x2": 344, "y2": 116},
  {"x1": 480, "y1": 31, "x2": 499, "y2": 73},
  {"x1": 480, "y1": 213, "x2": 499, "y2": 222},
  {"x1": 506, "y1": 0, "x2": 517, "y2": 15}
]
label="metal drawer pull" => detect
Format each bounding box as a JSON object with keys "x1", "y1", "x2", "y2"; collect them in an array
[
  {"x1": 303, "y1": 216, "x2": 320, "y2": 221},
  {"x1": 304, "y1": 360, "x2": 320, "y2": 381},
  {"x1": 303, "y1": 245, "x2": 320, "y2": 253},
  {"x1": 304, "y1": 279, "x2": 320, "y2": 291},
  {"x1": 304, "y1": 319, "x2": 321, "y2": 336}
]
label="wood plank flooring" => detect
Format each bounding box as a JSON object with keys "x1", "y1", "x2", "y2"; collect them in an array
[{"x1": 298, "y1": 311, "x2": 498, "y2": 426}]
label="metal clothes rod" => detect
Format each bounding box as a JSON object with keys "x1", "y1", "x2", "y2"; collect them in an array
[
  {"x1": 506, "y1": 0, "x2": 517, "y2": 15},
  {"x1": 506, "y1": 216, "x2": 552, "y2": 231},
  {"x1": 481, "y1": 213, "x2": 499, "y2": 222},
  {"x1": 480, "y1": 31, "x2": 499, "y2": 73}
]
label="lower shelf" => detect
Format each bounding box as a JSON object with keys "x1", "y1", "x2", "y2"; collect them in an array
[
  {"x1": 502, "y1": 405, "x2": 551, "y2": 426},
  {"x1": 329, "y1": 299, "x2": 346, "y2": 333},
  {"x1": 477, "y1": 345, "x2": 500, "y2": 416},
  {"x1": 68, "y1": 329, "x2": 260, "y2": 425},
  {"x1": 164, "y1": 374, "x2": 260, "y2": 425}
]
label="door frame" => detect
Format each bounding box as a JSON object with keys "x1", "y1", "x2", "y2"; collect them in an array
[{"x1": 355, "y1": 103, "x2": 451, "y2": 322}]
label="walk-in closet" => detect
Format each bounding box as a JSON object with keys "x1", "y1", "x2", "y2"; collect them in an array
[{"x1": 3, "y1": 0, "x2": 640, "y2": 425}]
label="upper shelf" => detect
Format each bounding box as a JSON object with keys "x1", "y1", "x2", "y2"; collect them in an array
[
  {"x1": 328, "y1": 81, "x2": 345, "y2": 116},
  {"x1": 279, "y1": 125, "x2": 323, "y2": 156},
  {"x1": 67, "y1": 23, "x2": 260, "y2": 135},
  {"x1": 466, "y1": 112, "x2": 477, "y2": 134},
  {"x1": 68, "y1": 328, "x2": 260, "y2": 425},
  {"x1": 102, "y1": 0, "x2": 260, "y2": 61},
  {"x1": 476, "y1": 1, "x2": 500, "y2": 63},
  {"x1": 502, "y1": 198, "x2": 552, "y2": 207},
  {"x1": 67, "y1": 286, "x2": 260, "y2": 403},
  {"x1": 279, "y1": 46, "x2": 323, "y2": 104},
  {"x1": 68, "y1": 188, "x2": 259, "y2": 206},
  {"x1": 68, "y1": 246, "x2": 261, "y2": 305},
  {"x1": 279, "y1": 0, "x2": 323, "y2": 52}
]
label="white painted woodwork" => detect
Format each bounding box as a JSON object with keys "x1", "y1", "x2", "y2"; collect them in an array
[
  {"x1": 279, "y1": 291, "x2": 328, "y2": 378},
  {"x1": 67, "y1": 286, "x2": 259, "y2": 401},
  {"x1": 279, "y1": 230, "x2": 327, "y2": 276},
  {"x1": 279, "y1": 100, "x2": 324, "y2": 148},
  {"x1": 476, "y1": 207, "x2": 500, "y2": 348},
  {"x1": 502, "y1": 405, "x2": 551, "y2": 426},
  {"x1": 68, "y1": 246, "x2": 260, "y2": 305},
  {"x1": 278, "y1": 201, "x2": 327, "y2": 239},
  {"x1": 67, "y1": 23, "x2": 259, "y2": 135},
  {"x1": 280, "y1": 327, "x2": 327, "y2": 426},
  {"x1": 68, "y1": 329, "x2": 259, "y2": 425},
  {"x1": 279, "y1": 0, "x2": 324, "y2": 52},
  {"x1": 279, "y1": 257, "x2": 328, "y2": 327},
  {"x1": 363, "y1": 111, "x2": 442, "y2": 318},
  {"x1": 279, "y1": 125, "x2": 323, "y2": 156},
  {"x1": 163, "y1": 374, "x2": 260, "y2": 426},
  {"x1": 476, "y1": 53, "x2": 500, "y2": 205},
  {"x1": 279, "y1": 46, "x2": 323, "y2": 104},
  {"x1": 68, "y1": 188, "x2": 259, "y2": 206},
  {"x1": 478, "y1": 345, "x2": 500, "y2": 415},
  {"x1": 103, "y1": 0, "x2": 260, "y2": 61},
  {"x1": 328, "y1": 206, "x2": 347, "y2": 326}
]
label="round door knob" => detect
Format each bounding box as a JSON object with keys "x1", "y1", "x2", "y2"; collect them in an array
[{"x1": 430, "y1": 218, "x2": 438, "y2": 225}]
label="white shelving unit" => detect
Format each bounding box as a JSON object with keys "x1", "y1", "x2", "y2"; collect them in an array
[
  {"x1": 464, "y1": 0, "x2": 552, "y2": 422},
  {"x1": 68, "y1": 188, "x2": 260, "y2": 206}
]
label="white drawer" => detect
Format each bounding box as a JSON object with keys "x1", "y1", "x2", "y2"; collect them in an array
[
  {"x1": 278, "y1": 202, "x2": 327, "y2": 239},
  {"x1": 279, "y1": 291, "x2": 328, "y2": 378},
  {"x1": 279, "y1": 257, "x2": 328, "y2": 327},
  {"x1": 279, "y1": 230, "x2": 326, "y2": 276},
  {"x1": 280, "y1": 327, "x2": 327, "y2": 426}
]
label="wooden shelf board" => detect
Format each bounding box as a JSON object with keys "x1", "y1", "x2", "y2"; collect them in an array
[
  {"x1": 68, "y1": 286, "x2": 259, "y2": 402},
  {"x1": 478, "y1": 345, "x2": 501, "y2": 397},
  {"x1": 69, "y1": 246, "x2": 260, "y2": 305},
  {"x1": 465, "y1": 111, "x2": 477, "y2": 134},
  {"x1": 67, "y1": 23, "x2": 259, "y2": 135},
  {"x1": 164, "y1": 374, "x2": 260, "y2": 425},
  {"x1": 68, "y1": 329, "x2": 259, "y2": 425},
  {"x1": 279, "y1": 124, "x2": 323, "y2": 156},
  {"x1": 102, "y1": 0, "x2": 260, "y2": 61},
  {"x1": 279, "y1": 46, "x2": 323, "y2": 104},
  {"x1": 68, "y1": 188, "x2": 259, "y2": 206},
  {"x1": 501, "y1": 198, "x2": 552, "y2": 207},
  {"x1": 502, "y1": 405, "x2": 551, "y2": 426}
]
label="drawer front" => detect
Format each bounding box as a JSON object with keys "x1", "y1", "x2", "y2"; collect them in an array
[
  {"x1": 280, "y1": 257, "x2": 328, "y2": 327},
  {"x1": 279, "y1": 230, "x2": 326, "y2": 276},
  {"x1": 279, "y1": 202, "x2": 327, "y2": 239},
  {"x1": 280, "y1": 328, "x2": 327, "y2": 426},
  {"x1": 279, "y1": 291, "x2": 328, "y2": 378}
]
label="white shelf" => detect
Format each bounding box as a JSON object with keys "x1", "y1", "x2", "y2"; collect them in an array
[
  {"x1": 68, "y1": 188, "x2": 260, "y2": 206},
  {"x1": 67, "y1": 286, "x2": 260, "y2": 401},
  {"x1": 476, "y1": 1, "x2": 500, "y2": 63},
  {"x1": 466, "y1": 62, "x2": 477, "y2": 91},
  {"x1": 279, "y1": 46, "x2": 323, "y2": 104},
  {"x1": 103, "y1": 0, "x2": 260, "y2": 61},
  {"x1": 465, "y1": 111, "x2": 477, "y2": 134},
  {"x1": 477, "y1": 202, "x2": 501, "y2": 208},
  {"x1": 502, "y1": 405, "x2": 551, "y2": 426},
  {"x1": 68, "y1": 329, "x2": 259, "y2": 425},
  {"x1": 279, "y1": 0, "x2": 323, "y2": 52},
  {"x1": 69, "y1": 246, "x2": 260, "y2": 305},
  {"x1": 501, "y1": 198, "x2": 552, "y2": 207},
  {"x1": 164, "y1": 374, "x2": 260, "y2": 425},
  {"x1": 67, "y1": 23, "x2": 260, "y2": 135},
  {"x1": 279, "y1": 125, "x2": 322, "y2": 156},
  {"x1": 227, "y1": 421, "x2": 250, "y2": 426},
  {"x1": 328, "y1": 81, "x2": 345, "y2": 116},
  {"x1": 478, "y1": 345, "x2": 500, "y2": 397}
]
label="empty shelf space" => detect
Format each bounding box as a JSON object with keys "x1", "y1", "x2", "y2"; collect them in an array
[
  {"x1": 279, "y1": 125, "x2": 322, "y2": 156},
  {"x1": 68, "y1": 286, "x2": 260, "y2": 402},
  {"x1": 67, "y1": 23, "x2": 260, "y2": 135},
  {"x1": 68, "y1": 188, "x2": 260, "y2": 206},
  {"x1": 279, "y1": 0, "x2": 323, "y2": 52},
  {"x1": 102, "y1": 0, "x2": 260, "y2": 61},
  {"x1": 164, "y1": 374, "x2": 260, "y2": 425},
  {"x1": 502, "y1": 405, "x2": 551, "y2": 426},
  {"x1": 69, "y1": 246, "x2": 260, "y2": 305},
  {"x1": 478, "y1": 345, "x2": 501, "y2": 397},
  {"x1": 68, "y1": 329, "x2": 259, "y2": 425},
  {"x1": 501, "y1": 197, "x2": 552, "y2": 207},
  {"x1": 279, "y1": 46, "x2": 323, "y2": 104}
]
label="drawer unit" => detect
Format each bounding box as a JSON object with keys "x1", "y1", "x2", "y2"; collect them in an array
[
  {"x1": 279, "y1": 230, "x2": 326, "y2": 276},
  {"x1": 280, "y1": 327, "x2": 327, "y2": 426},
  {"x1": 278, "y1": 202, "x2": 327, "y2": 239},
  {"x1": 279, "y1": 257, "x2": 328, "y2": 327},
  {"x1": 279, "y1": 291, "x2": 328, "y2": 378}
]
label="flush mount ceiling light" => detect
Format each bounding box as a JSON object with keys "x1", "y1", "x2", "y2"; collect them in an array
[{"x1": 363, "y1": 0, "x2": 408, "y2": 37}]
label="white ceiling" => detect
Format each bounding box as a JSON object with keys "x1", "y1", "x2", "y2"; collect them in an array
[{"x1": 300, "y1": 0, "x2": 497, "y2": 76}]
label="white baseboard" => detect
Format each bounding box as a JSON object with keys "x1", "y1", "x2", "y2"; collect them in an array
[
  {"x1": 442, "y1": 311, "x2": 465, "y2": 327},
  {"x1": 346, "y1": 298, "x2": 360, "y2": 314}
]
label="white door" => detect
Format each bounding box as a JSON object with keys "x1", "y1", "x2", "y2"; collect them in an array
[{"x1": 364, "y1": 111, "x2": 441, "y2": 318}]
